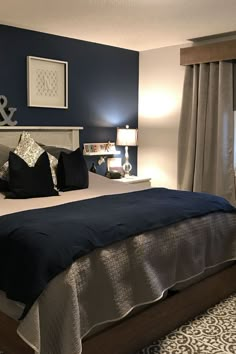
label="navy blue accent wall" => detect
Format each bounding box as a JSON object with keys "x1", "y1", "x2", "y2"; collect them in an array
[{"x1": 0, "y1": 25, "x2": 138, "y2": 175}]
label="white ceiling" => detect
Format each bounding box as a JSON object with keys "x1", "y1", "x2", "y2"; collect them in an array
[{"x1": 1, "y1": 0, "x2": 236, "y2": 51}]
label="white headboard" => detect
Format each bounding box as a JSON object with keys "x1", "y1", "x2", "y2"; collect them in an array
[{"x1": 0, "y1": 126, "x2": 83, "y2": 150}]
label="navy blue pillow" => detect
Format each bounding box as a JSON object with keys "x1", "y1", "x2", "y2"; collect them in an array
[
  {"x1": 39, "y1": 144, "x2": 72, "y2": 159},
  {"x1": 57, "y1": 148, "x2": 89, "y2": 191},
  {"x1": 0, "y1": 178, "x2": 9, "y2": 192},
  {"x1": 6, "y1": 151, "x2": 58, "y2": 199}
]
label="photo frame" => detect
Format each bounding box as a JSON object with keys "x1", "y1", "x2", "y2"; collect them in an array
[
  {"x1": 107, "y1": 157, "x2": 123, "y2": 172},
  {"x1": 27, "y1": 56, "x2": 68, "y2": 109},
  {"x1": 83, "y1": 142, "x2": 118, "y2": 155}
]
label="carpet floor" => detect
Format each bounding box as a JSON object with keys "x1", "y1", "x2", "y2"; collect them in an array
[{"x1": 137, "y1": 293, "x2": 236, "y2": 354}]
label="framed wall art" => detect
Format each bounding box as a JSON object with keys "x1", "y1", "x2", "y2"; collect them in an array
[{"x1": 27, "y1": 56, "x2": 68, "y2": 109}]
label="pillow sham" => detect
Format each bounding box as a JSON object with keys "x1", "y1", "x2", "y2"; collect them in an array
[
  {"x1": 57, "y1": 148, "x2": 89, "y2": 191},
  {"x1": 6, "y1": 151, "x2": 58, "y2": 199},
  {"x1": 0, "y1": 144, "x2": 12, "y2": 167},
  {"x1": 39, "y1": 144, "x2": 72, "y2": 159},
  {"x1": 0, "y1": 177, "x2": 9, "y2": 192},
  {"x1": 0, "y1": 132, "x2": 58, "y2": 185}
]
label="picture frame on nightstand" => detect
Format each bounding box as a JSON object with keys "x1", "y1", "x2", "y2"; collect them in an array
[{"x1": 107, "y1": 157, "x2": 123, "y2": 173}]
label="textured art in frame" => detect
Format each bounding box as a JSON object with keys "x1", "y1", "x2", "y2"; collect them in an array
[{"x1": 27, "y1": 56, "x2": 68, "y2": 109}]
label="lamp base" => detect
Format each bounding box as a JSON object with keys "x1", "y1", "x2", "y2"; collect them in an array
[
  {"x1": 122, "y1": 145, "x2": 132, "y2": 177},
  {"x1": 123, "y1": 161, "x2": 132, "y2": 177}
]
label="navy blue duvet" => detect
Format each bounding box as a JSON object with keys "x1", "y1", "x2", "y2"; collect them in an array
[{"x1": 0, "y1": 188, "x2": 234, "y2": 318}]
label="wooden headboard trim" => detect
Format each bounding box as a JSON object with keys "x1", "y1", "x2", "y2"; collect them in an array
[{"x1": 0, "y1": 126, "x2": 83, "y2": 150}]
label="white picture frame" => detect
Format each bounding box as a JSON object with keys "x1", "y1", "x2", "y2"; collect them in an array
[
  {"x1": 107, "y1": 157, "x2": 122, "y2": 172},
  {"x1": 27, "y1": 56, "x2": 68, "y2": 109}
]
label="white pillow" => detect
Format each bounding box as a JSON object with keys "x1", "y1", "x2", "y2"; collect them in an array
[{"x1": 0, "y1": 131, "x2": 58, "y2": 186}]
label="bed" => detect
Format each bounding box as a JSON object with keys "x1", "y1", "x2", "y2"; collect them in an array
[{"x1": 0, "y1": 126, "x2": 236, "y2": 354}]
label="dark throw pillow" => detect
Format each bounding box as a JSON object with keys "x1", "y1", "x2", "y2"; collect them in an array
[
  {"x1": 57, "y1": 148, "x2": 89, "y2": 191},
  {"x1": 39, "y1": 144, "x2": 72, "y2": 159},
  {"x1": 0, "y1": 178, "x2": 9, "y2": 192},
  {"x1": 6, "y1": 151, "x2": 58, "y2": 199}
]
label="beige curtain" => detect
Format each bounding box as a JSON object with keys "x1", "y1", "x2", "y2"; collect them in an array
[{"x1": 178, "y1": 61, "x2": 235, "y2": 204}]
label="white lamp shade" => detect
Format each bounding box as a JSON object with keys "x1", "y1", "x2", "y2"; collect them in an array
[{"x1": 116, "y1": 127, "x2": 138, "y2": 146}]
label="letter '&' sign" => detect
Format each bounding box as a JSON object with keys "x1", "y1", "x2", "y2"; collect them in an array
[{"x1": 0, "y1": 96, "x2": 17, "y2": 126}]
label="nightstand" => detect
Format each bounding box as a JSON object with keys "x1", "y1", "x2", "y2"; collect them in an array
[{"x1": 116, "y1": 176, "x2": 151, "y2": 188}]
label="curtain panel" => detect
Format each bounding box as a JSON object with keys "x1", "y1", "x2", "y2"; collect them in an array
[{"x1": 178, "y1": 61, "x2": 235, "y2": 204}]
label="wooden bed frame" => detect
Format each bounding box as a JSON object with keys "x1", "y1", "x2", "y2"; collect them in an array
[{"x1": 0, "y1": 263, "x2": 236, "y2": 354}]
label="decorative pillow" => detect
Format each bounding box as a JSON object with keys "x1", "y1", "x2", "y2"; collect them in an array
[
  {"x1": 39, "y1": 144, "x2": 72, "y2": 159},
  {"x1": 0, "y1": 144, "x2": 12, "y2": 167},
  {"x1": 0, "y1": 132, "x2": 58, "y2": 185},
  {"x1": 5, "y1": 151, "x2": 58, "y2": 199},
  {"x1": 57, "y1": 148, "x2": 89, "y2": 191},
  {"x1": 0, "y1": 178, "x2": 9, "y2": 192}
]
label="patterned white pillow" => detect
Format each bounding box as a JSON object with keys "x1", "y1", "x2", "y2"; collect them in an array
[{"x1": 0, "y1": 131, "x2": 58, "y2": 185}]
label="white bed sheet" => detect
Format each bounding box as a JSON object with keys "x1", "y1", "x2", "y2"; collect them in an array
[{"x1": 0, "y1": 172, "x2": 146, "y2": 217}]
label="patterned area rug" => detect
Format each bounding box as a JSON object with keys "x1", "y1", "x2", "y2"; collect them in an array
[{"x1": 137, "y1": 293, "x2": 236, "y2": 354}]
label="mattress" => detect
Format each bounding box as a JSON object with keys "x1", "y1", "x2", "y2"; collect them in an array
[{"x1": 0, "y1": 173, "x2": 236, "y2": 354}]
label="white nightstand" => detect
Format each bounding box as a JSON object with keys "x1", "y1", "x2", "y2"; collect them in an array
[{"x1": 116, "y1": 176, "x2": 151, "y2": 188}]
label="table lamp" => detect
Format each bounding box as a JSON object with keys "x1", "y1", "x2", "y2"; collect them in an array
[{"x1": 116, "y1": 125, "x2": 138, "y2": 177}]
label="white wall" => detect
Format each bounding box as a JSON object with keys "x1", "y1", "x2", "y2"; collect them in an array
[{"x1": 138, "y1": 43, "x2": 188, "y2": 188}]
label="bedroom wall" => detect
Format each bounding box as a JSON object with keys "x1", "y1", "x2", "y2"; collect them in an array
[
  {"x1": 138, "y1": 43, "x2": 189, "y2": 188},
  {"x1": 0, "y1": 25, "x2": 139, "y2": 175}
]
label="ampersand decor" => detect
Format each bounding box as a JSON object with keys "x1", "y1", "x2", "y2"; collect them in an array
[{"x1": 0, "y1": 95, "x2": 17, "y2": 126}]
